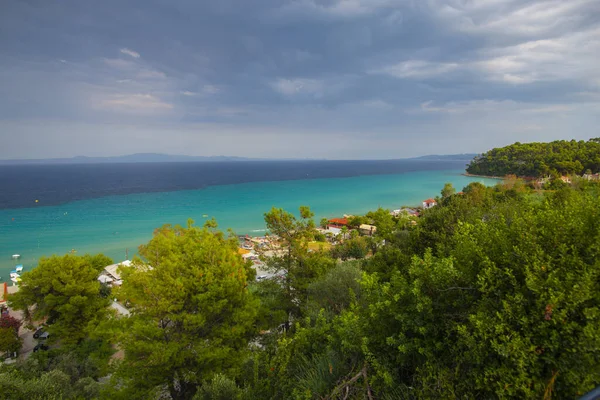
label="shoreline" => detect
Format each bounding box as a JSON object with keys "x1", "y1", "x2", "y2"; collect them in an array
[
  {"x1": 462, "y1": 173, "x2": 505, "y2": 180},
  {"x1": 1, "y1": 171, "x2": 500, "y2": 276}
]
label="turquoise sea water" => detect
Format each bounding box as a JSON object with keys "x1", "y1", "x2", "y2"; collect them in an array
[{"x1": 0, "y1": 169, "x2": 497, "y2": 279}]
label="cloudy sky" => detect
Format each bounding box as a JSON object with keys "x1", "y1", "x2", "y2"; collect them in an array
[{"x1": 1, "y1": 0, "x2": 599, "y2": 159}]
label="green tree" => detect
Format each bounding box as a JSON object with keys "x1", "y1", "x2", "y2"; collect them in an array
[
  {"x1": 319, "y1": 218, "x2": 329, "y2": 229},
  {"x1": 112, "y1": 221, "x2": 258, "y2": 400},
  {"x1": 357, "y1": 184, "x2": 600, "y2": 398},
  {"x1": 466, "y1": 138, "x2": 600, "y2": 177},
  {"x1": 307, "y1": 261, "x2": 362, "y2": 316},
  {"x1": 365, "y1": 208, "x2": 396, "y2": 243},
  {"x1": 330, "y1": 237, "x2": 369, "y2": 261},
  {"x1": 9, "y1": 254, "x2": 112, "y2": 344},
  {"x1": 347, "y1": 215, "x2": 366, "y2": 229},
  {"x1": 441, "y1": 182, "x2": 456, "y2": 198},
  {"x1": 193, "y1": 374, "x2": 242, "y2": 400},
  {"x1": 0, "y1": 355, "x2": 103, "y2": 400},
  {"x1": 263, "y1": 206, "x2": 325, "y2": 321}
]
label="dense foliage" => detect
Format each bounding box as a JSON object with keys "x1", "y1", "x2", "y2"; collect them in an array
[
  {"x1": 4, "y1": 176, "x2": 600, "y2": 399},
  {"x1": 9, "y1": 254, "x2": 112, "y2": 344},
  {"x1": 466, "y1": 138, "x2": 600, "y2": 177},
  {"x1": 108, "y1": 220, "x2": 259, "y2": 400}
]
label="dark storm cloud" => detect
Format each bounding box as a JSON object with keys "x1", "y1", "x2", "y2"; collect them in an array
[{"x1": 0, "y1": 0, "x2": 599, "y2": 159}]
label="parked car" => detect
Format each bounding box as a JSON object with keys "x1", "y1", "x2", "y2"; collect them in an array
[
  {"x1": 33, "y1": 327, "x2": 45, "y2": 339},
  {"x1": 38, "y1": 331, "x2": 50, "y2": 340},
  {"x1": 33, "y1": 343, "x2": 49, "y2": 352},
  {"x1": 256, "y1": 275, "x2": 268, "y2": 281}
]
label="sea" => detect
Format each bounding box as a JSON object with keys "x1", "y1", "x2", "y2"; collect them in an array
[{"x1": 0, "y1": 160, "x2": 498, "y2": 279}]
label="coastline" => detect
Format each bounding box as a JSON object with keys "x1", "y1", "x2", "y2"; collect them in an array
[
  {"x1": 462, "y1": 172, "x2": 505, "y2": 180},
  {"x1": 0, "y1": 170, "x2": 500, "y2": 278}
]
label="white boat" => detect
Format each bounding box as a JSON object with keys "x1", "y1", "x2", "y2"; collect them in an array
[
  {"x1": 9, "y1": 271, "x2": 20, "y2": 279},
  {"x1": 15, "y1": 265, "x2": 23, "y2": 273},
  {"x1": 10, "y1": 277, "x2": 21, "y2": 285},
  {"x1": 11, "y1": 254, "x2": 20, "y2": 259}
]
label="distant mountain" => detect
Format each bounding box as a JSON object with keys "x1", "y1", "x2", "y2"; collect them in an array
[
  {"x1": 412, "y1": 153, "x2": 478, "y2": 161},
  {"x1": 0, "y1": 153, "x2": 261, "y2": 165}
]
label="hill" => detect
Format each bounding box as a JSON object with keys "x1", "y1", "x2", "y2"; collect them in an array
[{"x1": 466, "y1": 138, "x2": 600, "y2": 177}]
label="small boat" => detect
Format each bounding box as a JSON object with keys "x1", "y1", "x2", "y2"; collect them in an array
[
  {"x1": 202, "y1": 214, "x2": 209, "y2": 218},
  {"x1": 15, "y1": 265, "x2": 23, "y2": 273},
  {"x1": 10, "y1": 271, "x2": 20, "y2": 279},
  {"x1": 10, "y1": 277, "x2": 21, "y2": 285},
  {"x1": 12, "y1": 254, "x2": 20, "y2": 259}
]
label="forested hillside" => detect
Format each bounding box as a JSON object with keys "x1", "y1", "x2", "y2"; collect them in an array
[
  {"x1": 2, "y1": 179, "x2": 600, "y2": 399},
  {"x1": 466, "y1": 138, "x2": 600, "y2": 177}
]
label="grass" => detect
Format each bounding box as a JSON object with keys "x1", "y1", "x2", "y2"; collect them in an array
[{"x1": 308, "y1": 241, "x2": 332, "y2": 251}]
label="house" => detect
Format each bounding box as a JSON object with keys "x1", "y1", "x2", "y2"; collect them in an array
[
  {"x1": 422, "y1": 198, "x2": 437, "y2": 209},
  {"x1": 102, "y1": 260, "x2": 142, "y2": 286},
  {"x1": 327, "y1": 226, "x2": 342, "y2": 235},
  {"x1": 392, "y1": 208, "x2": 420, "y2": 217},
  {"x1": 359, "y1": 224, "x2": 377, "y2": 236},
  {"x1": 328, "y1": 218, "x2": 348, "y2": 228}
]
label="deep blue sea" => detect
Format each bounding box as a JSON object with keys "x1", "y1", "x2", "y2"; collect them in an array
[{"x1": 0, "y1": 160, "x2": 498, "y2": 279}]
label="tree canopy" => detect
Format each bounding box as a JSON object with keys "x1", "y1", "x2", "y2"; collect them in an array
[
  {"x1": 110, "y1": 221, "x2": 259, "y2": 400},
  {"x1": 466, "y1": 138, "x2": 600, "y2": 177},
  {"x1": 8, "y1": 254, "x2": 111, "y2": 344},
  {"x1": 5, "y1": 163, "x2": 600, "y2": 399}
]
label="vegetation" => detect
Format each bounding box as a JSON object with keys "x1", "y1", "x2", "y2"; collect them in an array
[
  {"x1": 466, "y1": 138, "x2": 600, "y2": 177},
  {"x1": 9, "y1": 254, "x2": 112, "y2": 344},
  {"x1": 109, "y1": 221, "x2": 259, "y2": 400},
  {"x1": 4, "y1": 171, "x2": 600, "y2": 399}
]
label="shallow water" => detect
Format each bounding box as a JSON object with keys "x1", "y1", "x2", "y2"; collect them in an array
[{"x1": 0, "y1": 163, "x2": 497, "y2": 279}]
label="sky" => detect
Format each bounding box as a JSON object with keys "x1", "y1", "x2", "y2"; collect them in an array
[{"x1": 1, "y1": 0, "x2": 599, "y2": 160}]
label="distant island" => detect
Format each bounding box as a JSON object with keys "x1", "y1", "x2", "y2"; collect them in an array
[
  {"x1": 467, "y1": 138, "x2": 600, "y2": 178},
  {"x1": 0, "y1": 153, "x2": 478, "y2": 165}
]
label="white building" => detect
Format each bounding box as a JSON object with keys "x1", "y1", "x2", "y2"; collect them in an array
[{"x1": 422, "y1": 198, "x2": 437, "y2": 209}]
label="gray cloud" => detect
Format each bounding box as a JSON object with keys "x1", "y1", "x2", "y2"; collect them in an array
[{"x1": 0, "y1": 0, "x2": 599, "y2": 159}]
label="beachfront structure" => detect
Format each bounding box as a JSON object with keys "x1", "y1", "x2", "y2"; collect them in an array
[
  {"x1": 328, "y1": 218, "x2": 348, "y2": 228},
  {"x1": 422, "y1": 198, "x2": 437, "y2": 209},
  {"x1": 327, "y1": 226, "x2": 342, "y2": 235},
  {"x1": 102, "y1": 260, "x2": 132, "y2": 286},
  {"x1": 391, "y1": 208, "x2": 419, "y2": 217},
  {"x1": 98, "y1": 275, "x2": 113, "y2": 284},
  {"x1": 101, "y1": 260, "x2": 153, "y2": 287},
  {"x1": 359, "y1": 224, "x2": 377, "y2": 236}
]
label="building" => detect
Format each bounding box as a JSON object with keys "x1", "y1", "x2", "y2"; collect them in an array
[
  {"x1": 422, "y1": 198, "x2": 437, "y2": 209},
  {"x1": 100, "y1": 260, "x2": 154, "y2": 287},
  {"x1": 327, "y1": 226, "x2": 342, "y2": 235},
  {"x1": 328, "y1": 218, "x2": 348, "y2": 228},
  {"x1": 359, "y1": 224, "x2": 377, "y2": 236}
]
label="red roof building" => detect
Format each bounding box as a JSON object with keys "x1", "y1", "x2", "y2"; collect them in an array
[
  {"x1": 328, "y1": 218, "x2": 349, "y2": 227},
  {"x1": 422, "y1": 198, "x2": 437, "y2": 209}
]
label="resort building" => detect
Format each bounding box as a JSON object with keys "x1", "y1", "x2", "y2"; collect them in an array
[
  {"x1": 328, "y1": 218, "x2": 348, "y2": 228},
  {"x1": 100, "y1": 260, "x2": 133, "y2": 286},
  {"x1": 359, "y1": 224, "x2": 377, "y2": 236},
  {"x1": 422, "y1": 198, "x2": 437, "y2": 209}
]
